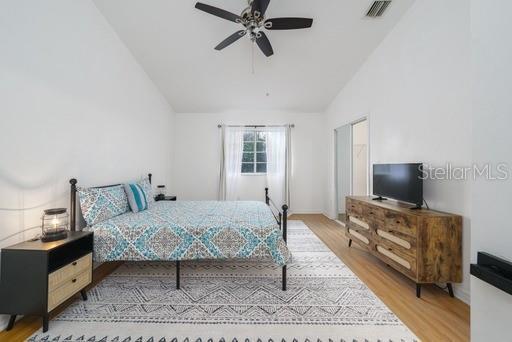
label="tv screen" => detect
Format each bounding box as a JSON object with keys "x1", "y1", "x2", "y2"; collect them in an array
[{"x1": 373, "y1": 163, "x2": 423, "y2": 207}]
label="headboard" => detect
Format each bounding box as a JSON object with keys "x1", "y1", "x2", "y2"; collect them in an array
[{"x1": 69, "y1": 173, "x2": 152, "y2": 231}]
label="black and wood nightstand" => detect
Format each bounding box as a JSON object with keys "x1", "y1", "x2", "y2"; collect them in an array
[
  {"x1": 0, "y1": 231, "x2": 93, "y2": 332},
  {"x1": 155, "y1": 195, "x2": 177, "y2": 201}
]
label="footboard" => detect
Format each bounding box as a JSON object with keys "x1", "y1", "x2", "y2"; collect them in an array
[
  {"x1": 264, "y1": 188, "x2": 288, "y2": 243},
  {"x1": 265, "y1": 187, "x2": 288, "y2": 291}
]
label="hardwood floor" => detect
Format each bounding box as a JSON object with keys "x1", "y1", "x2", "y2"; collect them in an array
[
  {"x1": 1, "y1": 215, "x2": 470, "y2": 341},
  {"x1": 292, "y1": 214, "x2": 470, "y2": 342}
]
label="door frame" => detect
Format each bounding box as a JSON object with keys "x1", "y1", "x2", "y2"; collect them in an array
[{"x1": 333, "y1": 116, "x2": 370, "y2": 221}]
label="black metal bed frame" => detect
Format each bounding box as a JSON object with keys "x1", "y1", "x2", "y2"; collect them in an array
[{"x1": 69, "y1": 174, "x2": 289, "y2": 291}]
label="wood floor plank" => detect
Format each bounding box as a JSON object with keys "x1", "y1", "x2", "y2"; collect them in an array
[{"x1": 1, "y1": 215, "x2": 469, "y2": 342}]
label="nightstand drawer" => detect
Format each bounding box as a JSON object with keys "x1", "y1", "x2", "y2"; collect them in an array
[
  {"x1": 48, "y1": 269, "x2": 91, "y2": 312},
  {"x1": 48, "y1": 253, "x2": 92, "y2": 292}
]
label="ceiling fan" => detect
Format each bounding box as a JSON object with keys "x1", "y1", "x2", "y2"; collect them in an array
[{"x1": 195, "y1": 0, "x2": 313, "y2": 57}]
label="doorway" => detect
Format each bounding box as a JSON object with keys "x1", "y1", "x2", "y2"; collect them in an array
[{"x1": 335, "y1": 118, "x2": 369, "y2": 223}]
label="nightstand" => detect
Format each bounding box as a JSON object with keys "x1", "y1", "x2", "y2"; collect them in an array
[
  {"x1": 0, "y1": 231, "x2": 93, "y2": 332},
  {"x1": 155, "y1": 195, "x2": 177, "y2": 201}
]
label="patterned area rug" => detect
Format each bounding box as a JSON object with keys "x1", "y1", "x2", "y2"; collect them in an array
[{"x1": 29, "y1": 221, "x2": 417, "y2": 342}]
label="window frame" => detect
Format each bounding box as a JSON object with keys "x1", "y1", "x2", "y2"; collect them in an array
[{"x1": 241, "y1": 130, "x2": 267, "y2": 175}]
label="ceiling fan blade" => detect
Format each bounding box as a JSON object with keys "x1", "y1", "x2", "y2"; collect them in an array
[
  {"x1": 215, "y1": 30, "x2": 246, "y2": 50},
  {"x1": 265, "y1": 17, "x2": 313, "y2": 30},
  {"x1": 256, "y1": 32, "x2": 274, "y2": 57},
  {"x1": 251, "y1": 0, "x2": 271, "y2": 18},
  {"x1": 195, "y1": 2, "x2": 241, "y2": 23}
]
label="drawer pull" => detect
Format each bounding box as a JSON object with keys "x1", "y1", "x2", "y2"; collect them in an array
[
  {"x1": 72, "y1": 262, "x2": 77, "y2": 266},
  {"x1": 72, "y1": 279, "x2": 77, "y2": 283}
]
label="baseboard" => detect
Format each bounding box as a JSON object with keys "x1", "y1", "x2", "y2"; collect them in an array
[
  {"x1": 0, "y1": 315, "x2": 8, "y2": 332},
  {"x1": 453, "y1": 286, "x2": 471, "y2": 304},
  {"x1": 0, "y1": 313, "x2": 21, "y2": 332},
  {"x1": 335, "y1": 219, "x2": 346, "y2": 227},
  {"x1": 288, "y1": 210, "x2": 326, "y2": 215},
  {"x1": 322, "y1": 212, "x2": 336, "y2": 220}
]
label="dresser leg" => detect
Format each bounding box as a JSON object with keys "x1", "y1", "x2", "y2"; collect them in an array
[
  {"x1": 42, "y1": 314, "x2": 49, "y2": 333},
  {"x1": 348, "y1": 239, "x2": 352, "y2": 247},
  {"x1": 6, "y1": 315, "x2": 16, "y2": 331},
  {"x1": 416, "y1": 284, "x2": 421, "y2": 298},
  {"x1": 80, "y1": 289, "x2": 88, "y2": 301},
  {"x1": 447, "y1": 283, "x2": 454, "y2": 297}
]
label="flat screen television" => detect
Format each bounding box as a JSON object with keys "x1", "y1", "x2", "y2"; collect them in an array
[{"x1": 373, "y1": 163, "x2": 423, "y2": 208}]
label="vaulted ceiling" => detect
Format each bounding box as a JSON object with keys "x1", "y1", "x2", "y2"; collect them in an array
[{"x1": 93, "y1": 0, "x2": 414, "y2": 113}]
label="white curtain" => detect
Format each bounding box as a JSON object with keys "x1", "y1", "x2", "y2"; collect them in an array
[
  {"x1": 218, "y1": 126, "x2": 244, "y2": 200},
  {"x1": 265, "y1": 126, "x2": 291, "y2": 209}
]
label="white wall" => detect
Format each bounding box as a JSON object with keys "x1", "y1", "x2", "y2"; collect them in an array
[
  {"x1": 172, "y1": 111, "x2": 325, "y2": 213},
  {"x1": 0, "y1": 0, "x2": 175, "y2": 327},
  {"x1": 336, "y1": 125, "x2": 351, "y2": 215},
  {"x1": 470, "y1": 0, "x2": 512, "y2": 339},
  {"x1": 324, "y1": 0, "x2": 471, "y2": 302}
]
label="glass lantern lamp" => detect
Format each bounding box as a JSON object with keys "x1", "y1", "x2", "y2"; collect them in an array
[{"x1": 41, "y1": 208, "x2": 69, "y2": 242}]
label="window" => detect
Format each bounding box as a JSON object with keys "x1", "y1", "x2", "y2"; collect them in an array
[{"x1": 241, "y1": 130, "x2": 267, "y2": 174}]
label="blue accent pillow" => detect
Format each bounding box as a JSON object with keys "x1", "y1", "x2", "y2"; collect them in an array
[
  {"x1": 139, "y1": 177, "x2": 155, "y2": 207},
  {"x1": 124, "y1": 183, "x2": 149, "y2": 213}
]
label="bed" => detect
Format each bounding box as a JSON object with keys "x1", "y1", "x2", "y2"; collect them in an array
[{"x1": 69, "y1": 174, "x2": 291, "y2": 290}]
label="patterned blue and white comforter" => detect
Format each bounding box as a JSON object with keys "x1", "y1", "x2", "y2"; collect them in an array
[{"x1": 84, "y1": 201, "x2": 291, "y2": 266}]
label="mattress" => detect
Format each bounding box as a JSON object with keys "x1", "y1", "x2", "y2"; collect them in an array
[{"x1": 84, "y1": 201, "x2": 291, "y2": 266}]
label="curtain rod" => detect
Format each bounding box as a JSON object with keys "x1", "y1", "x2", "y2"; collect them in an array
[{"x1": 217, "y1": 124, "x2": 295, "y2": 128}]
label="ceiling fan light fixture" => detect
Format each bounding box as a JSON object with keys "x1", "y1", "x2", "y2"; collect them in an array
[{"x1": 195, "y1": 0, "x2": 313, "y2": 57}]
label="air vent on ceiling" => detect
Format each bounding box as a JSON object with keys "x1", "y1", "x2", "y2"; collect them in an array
[{"x1": 366, "y1": 1, "x2": 391, "y2": 17}]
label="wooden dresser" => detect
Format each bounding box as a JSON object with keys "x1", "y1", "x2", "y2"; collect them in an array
[
  {"x1": 0, "y1": 231, "x2": 93, "y2": 332},
  {"x1": 345, "y1": 196, "x2": 462, "y2": 297}
]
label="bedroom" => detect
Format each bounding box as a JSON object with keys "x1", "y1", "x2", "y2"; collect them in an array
[{"x1": 0, "y1": 0, "x2": 510, "y2": 341}]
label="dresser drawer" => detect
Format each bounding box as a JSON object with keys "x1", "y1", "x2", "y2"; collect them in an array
[
  {"x1": 347, "y1": 215, "x2": 370, "y2": 230},
  {"x1": 375, "y1": 243, "x2": 417, "y2": 279},
  {"x1": 348, "y1": 228, "x2": 370, "y2": 244},
  {"x1": 48, "y1": 269, "x2": 91, "y2": 312},
  {"x1": 346, "y1": 198, "x2": 364, "y2": 215},
  {"x1": 363, "y1": 204, "x2": 386, "y2": 221},
  {"x1": 384, "y1": 212, "x2": 417, "y2": 237},
  {"x1": 48, "y1": 253, "x2": 92, "y2": 292},
  {"x1": 375, "y1": 230, "x2": 416, "y2": 259},
  {"x1": 377, "y1": 228, "x2": 412, "y2": 249}
]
